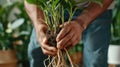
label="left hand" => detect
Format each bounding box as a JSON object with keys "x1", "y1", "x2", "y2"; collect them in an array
[{"x1": 56, "y1": 20, "x2": 84, "y2": 50}]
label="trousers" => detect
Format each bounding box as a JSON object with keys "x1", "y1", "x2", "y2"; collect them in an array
[{"x1": 28, "y1": 10, "x2": 112, "y2": 67}]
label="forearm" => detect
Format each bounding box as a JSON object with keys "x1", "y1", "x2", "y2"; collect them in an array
[
  {"x1": 76, "y1": 0, "x2": 113, "y2": 30},
  {"x1": 24, "y1": 0, "x2": 46, "y2": 29}
]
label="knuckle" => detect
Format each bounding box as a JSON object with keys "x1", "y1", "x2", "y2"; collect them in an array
[
  {"x1": 67, "y1": 34, "x2": 71, "y2": 37},
  {"x1": 67, "y1": 41, "x2": 71, "y2": 45},
  {"x1": 43, "y1": 51, "x2": 48, "y2": 55},
  {"x1": 41, "y1": 43, "x2": 45, "y2": 48},
  {"x1": 43, "y1": 38, "x2": 47, "y2": 42},
  {"x1": 56, "y1": 37, "x2": 60, "y2": 42},
  {"x1": 62, "y1": 38, "x2": 67, "y2": 43},
  {"x1": 71, "y1": 37, "x2": 75, "y2": 43},
  {"x1": 57, "y1": 42, "x2": 62, "y2": 48}
]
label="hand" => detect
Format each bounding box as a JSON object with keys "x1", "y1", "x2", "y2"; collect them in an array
[
  {"x1": 25, "y1": 1, "x2": 57, "y2": 56},
  {"x1": 56, "y1": 20, "x2": 84, "y2": 50},
  {"x1": 35, "y1": 24, "x2": 57, "y2": 56}
]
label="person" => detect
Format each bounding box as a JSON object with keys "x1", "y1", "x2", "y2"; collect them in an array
[{"x1": 24, "y1": 0, "x2": 114, "y2": 67}]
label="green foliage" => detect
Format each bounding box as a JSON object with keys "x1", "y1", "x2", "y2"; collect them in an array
[
  {"x1": 0, "y1": 3, "x2": 16, "y2": 50},
  {"x1": 26, "y1": 0, "x2": 102, "y2": 34},
  {"x1": 91, "y1": 0, "x2": 102, "y2": 5},
  {"x1": 0, "y1": 0, "x2": 32, "y2": 62},
  {"x1": 26, "y1": 0, "x2": 37, "y2": 4},
  {"x1": 111, "y1": 0, "x2": 120, "y2": 45},
  {"x1": 69, "y1": 42, "x2": 83, "y2": 54},
  {"x1": 26, "y1": 0, "x2": 102, "y2": 10},
  {"x1": 25, "y1": 0, "x2": 103, "y2": 52}
]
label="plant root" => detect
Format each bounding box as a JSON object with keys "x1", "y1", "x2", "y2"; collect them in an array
[{"x1": 43, "y1": 48, "x2": 74, "y2": 67}]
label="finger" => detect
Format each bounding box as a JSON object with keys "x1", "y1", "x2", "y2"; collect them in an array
[
  {"x1": 57, "y1": 30, "x2": 74, "y2": 49},
  {"x1": 56, "y1": 23, "x2": 71, "y2": 42},
  {"x1": 41, "y1": 38, "x2": 58, "y2": 56},
  {"x1": 71, "y1": 35, "x2": 79, "y2": 46},
  {"x1": 41, "y1": 48, "x2": 57, "y2": 56},
  {"x1": 63, "y1": 34, "x2": 77, "y2": 48},
  {"x1": 63, "y1": 31, "x2": 76, "y2": 48},
  {"x1": 63, "y1": 40, "x2": 71, "y2": 48},
  {"x1": 42, "y1": 37, "x2": 48, "y2": 44},
  {"x1": 42, "y1": 43, "x2": 57, "y2": 52},
  {"x1": 66, "y1": 44, "x2": 74, "y2": 50},
  {"x1": 64, "y1": 34, "x2": 80, "y2": 49},
  {"x1": 40, "y1": 37, "x2": 57, "y2": 52},
  {"x1": 73, "y1": 35, "x2": 81, "y2": 46},
  {"x1": 37, "y1": 31, "x2": 47, "y2": 44}
]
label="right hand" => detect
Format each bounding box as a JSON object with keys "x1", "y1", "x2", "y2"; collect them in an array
[{"x1": 35, "y1": 24, "x2": 57, "y2": 56}]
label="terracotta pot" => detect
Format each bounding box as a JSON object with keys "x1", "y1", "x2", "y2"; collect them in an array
[
  {"x1": 0, "y1": 50, "x2": 18, "y2": 67},
  {"x1": 109, "y1": 64, "x2": 116, "y2": 67}
]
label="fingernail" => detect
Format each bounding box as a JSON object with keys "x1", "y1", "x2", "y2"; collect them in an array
[
  {"x1": 57, "y1": 45, "x2": 62, "y2": 49},
  {"x1": 56, "y1": 37, "x2": 60, "y2": 42},
  {"x1": 57, "y1": 44, "x2": 60, "y2": 49},
  {"x1": 56, "y1": 39, "x2": 58, "y2": 42}
]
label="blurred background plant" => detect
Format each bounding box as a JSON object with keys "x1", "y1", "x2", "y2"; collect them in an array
[
  {"x1": 0, "y1": 0, "x2": 32, "y2": 66},
  {"x1": 111, "y1": 0, "x2": 120, "y2": 45},
  {"x1": 108, "y1": 1, "x2": 120, "y2": 66}
]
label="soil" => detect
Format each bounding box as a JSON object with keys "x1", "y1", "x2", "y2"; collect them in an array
[{"x1": 46, "y1": 30, "x2": 57, "y2": 47}]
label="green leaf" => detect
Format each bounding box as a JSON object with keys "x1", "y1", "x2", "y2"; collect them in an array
[
  {"x1": 0, "y1": 22, "x2": 4, "y2": 32},
  {"x1": 91, "y1": 0, "x2": 103, "y2": 5},
  {"x1": 11, "y1": 18, "x2": 25, "y2": 30},
  {"x1": 65, "y1": 0, "x2": 68, "y2": 3},
  {"x1": 112, "y1": 8, "x2": 118, "y2": 19},
  {"x1": 26, "y1": 0, "x2": 37, "y2": 4},
  {"x1": 52, "y1": 0, "x2": 60, "y2": 9},
  {"x1": 26, "y1": 0, "x2": 46, "y2": 5},
  {"x1": 117, "y1": 11, "x2": 120, "y2": 26},
  {"x1": 39, "y1": 0, "x2": 45, "y2": 3}
]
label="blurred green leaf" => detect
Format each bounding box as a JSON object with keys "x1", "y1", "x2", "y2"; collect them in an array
[
  {"x1": 91, "y1": 0, "x2": 102, "y2": 5},
  {"x1": 11, "y1": 18, "x2": 25, "y2": 30},
  {"x1": 111, "y1": 0, "x2": 120, "y2": 44},
  {"x1": 26, "y1": 0, "x2": 37, "y2": 4},
  {"x1": 52, "y1": 0, "x2": 60, "y2": 9},
  {"x1": 0, "y1": 22, "x2": 4, "y2": 32}
]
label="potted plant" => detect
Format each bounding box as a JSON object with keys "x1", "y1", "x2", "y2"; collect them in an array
[
  {"x1": 13, "y1": 2, "x2": 32, "y2": 67},
  {"x1": 26, "y1": 0, "x2": 102, "y2": 67},
  {"x1": 108, "y1": 0, "x2": 120, "y2": 65},
  {"x1": 0, "y1": 1, "x2": 32, "y2": 67},
  {"x1": 0, "y1": 3, "x2": 18, "y2": 67}
]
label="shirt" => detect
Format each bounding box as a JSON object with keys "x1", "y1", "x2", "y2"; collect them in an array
[{"x1": 74, "y1": 0, "x2": 115, "y2": 9}]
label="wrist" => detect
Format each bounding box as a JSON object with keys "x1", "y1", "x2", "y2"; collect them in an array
[
  {"x1": 75, "y1": 19, "x2": 86, "y2": 31},
  {"x1": 34, "y1": 20, "x2": 48, "y2": 32},
  {"x1": 74, "y1": 11, "x2": 92, "y2": 31},
  {"x1": 74, "y1": 17, "x2": 89, "y2": 31},
  {"x1": 72, "y1": 20, "x2": 85, "y2": 32}
]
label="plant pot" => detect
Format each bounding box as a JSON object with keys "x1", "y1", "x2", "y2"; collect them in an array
[
  {"x1": 0, "y1": 50, "x2": 18, "y2": 67},
  {"x1": 108, "y1": 45, "x2": 120, "y2": 65}
]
